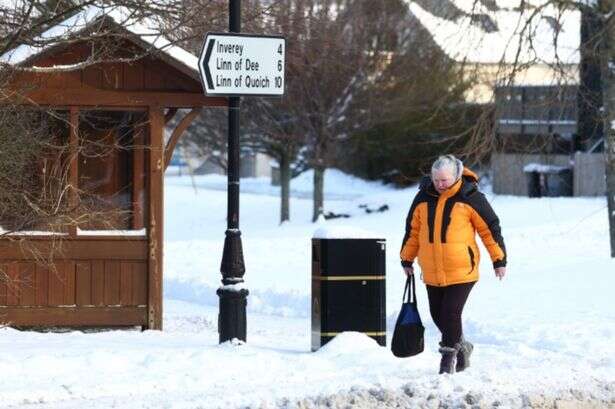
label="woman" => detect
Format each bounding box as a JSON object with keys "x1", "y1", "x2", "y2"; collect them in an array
[{"x1": 400, "y1": 155, "x2": 507, "y2": 374}]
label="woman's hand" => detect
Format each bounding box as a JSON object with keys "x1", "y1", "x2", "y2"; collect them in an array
[
  {"x1": 403, "y1": 266, "x2": 414, "y2": 277},
  {"x1": 495, "y1": 266, "x2": 506, "y2": 280}
]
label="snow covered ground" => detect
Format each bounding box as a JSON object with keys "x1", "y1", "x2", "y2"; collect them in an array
[{"x1": 1, "y1": 169, "x2": 615, "y2": 408}]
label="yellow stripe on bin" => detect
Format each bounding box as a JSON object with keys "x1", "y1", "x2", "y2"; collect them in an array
[
  {"x1": 321, "y1": 331, "x2": 386, "y2": 337},
  {"x1": 313, "y1": 275, "x2": 385, "y2": 281}
]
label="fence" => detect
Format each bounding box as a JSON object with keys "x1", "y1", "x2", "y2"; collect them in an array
[{"x1": 491, "y1": 153, "x2": 605, "y2": 196}]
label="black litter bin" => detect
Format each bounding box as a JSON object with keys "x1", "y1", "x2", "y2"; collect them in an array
[
  {"x1": 311, "y1": 238, "x2": 386, "y2": 351},
  {"x1": 524, "y1": 164, "x2": 573, "y2": 197}
]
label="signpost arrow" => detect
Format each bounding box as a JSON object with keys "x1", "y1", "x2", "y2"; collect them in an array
[{"x1": 198, "y1": 32, "x2": 285, "y2": 97}]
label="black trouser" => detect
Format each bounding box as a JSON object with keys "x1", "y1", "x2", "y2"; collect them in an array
[{"x1": 426, "y1": 282, "x2": 475, "y2": 348}]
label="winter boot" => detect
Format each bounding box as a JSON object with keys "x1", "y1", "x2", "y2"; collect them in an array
[
  {"x1": 456, "y1": 337, "x2": 474, "y2": 372},
  {"x1": 438, "y1": 345, "x2": 459, "y2": 374}
]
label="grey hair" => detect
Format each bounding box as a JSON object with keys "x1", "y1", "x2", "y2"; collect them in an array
[{"x1": 431, "y1": 155, "x2": 463, "y2": 181}]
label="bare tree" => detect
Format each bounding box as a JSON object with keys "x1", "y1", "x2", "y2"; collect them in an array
[
  {"x1": 235, "y1": 0, "x2": 314, "y2": 223},
  {"x1": 236, "y1": 0, "x2": 471, "y2": 222},
  {"x1": 242, "y1": 98, "x2": 308, "y2": 223},
  {"x1": 253, "y1": 0, "x2": 428, "y2": 222}
]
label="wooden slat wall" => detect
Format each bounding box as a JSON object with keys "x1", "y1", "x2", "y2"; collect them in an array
[
  {"x1": 6, "y1": 263, "x2": 18, "y2": 305},
  {"x1": 0, "y1": 264, "x2": 7, "y2": 305},
  {"x1": 82, "y1": 66, "x2": 103, "y2": 89},
  {"x1": 0, "y1": 260, "x2": 147, "y2": 308},
  {"x1": 35, "y1": 265, "x2": 49, "y2": 306},
  {"x1": 75, "y1": 261, "x2": 91, "y2": 306},
  {"x1": 48, "y1": 261, "x2": 72, "y2": 305},
  {"x1": 0, "y1": 239, "x2": 148, "y2": 260},
  {"x1": 18, "y1": 262, "x2": 36, "y2": 306},
  {"x1": 144, "y1": 62, "x2": 165, "y2": 90},
  {"x1": 91, "y1": 260, "x2": 105, "y2": 306},
  {"x1": 104, "y1": 261, "x2": 121, "y2": 306},
  {"x1": 102, "y1": 63, "x2": 123, "y2": 90},
  {"x1": 124, "y1": 62, "x2": 145, "y2": 90},
  {"x1": 0, "y1": 306, "x2": 147, "y2": 327},
  {"x1": 122, "y1": 262, "x2": 148, "y2": 306}
]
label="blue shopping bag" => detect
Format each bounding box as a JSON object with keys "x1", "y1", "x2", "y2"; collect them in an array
[{"x1": 391, "y1": 275, "x2": 425, "y2": 357}]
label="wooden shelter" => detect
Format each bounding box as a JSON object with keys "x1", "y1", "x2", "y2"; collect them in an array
[{"x1": 0, "y1": 7, "x2": 223, "y2": 329}]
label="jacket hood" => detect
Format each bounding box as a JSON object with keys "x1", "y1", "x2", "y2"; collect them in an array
[
  {"x1": 461, "y1": 167, "x2": 479, "y2": 184},
  {"x1": 419, "y1": 167, "x2": 479, "y2": 196}
]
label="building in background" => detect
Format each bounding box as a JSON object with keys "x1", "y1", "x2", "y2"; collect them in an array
[
  {"x1": 494, "y1": 84, "x2": 578, "y2": 154},
  {"x1": 406, "y1": 1, "x2": 605, "y2": 197},
  {"x1": 168, "y1": 149, "x2": 273, "y2": 179},
  {"x1": 406, "y1": 0, "x2": 580, "y2": 104}
]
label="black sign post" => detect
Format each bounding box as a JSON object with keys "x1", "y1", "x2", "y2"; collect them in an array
[
  {"x1": 216, "y1": 0, "x2": 248, "y2": 344},
  {"x1": 197, "y1": 0, "x2": 285, "y2": 343}
]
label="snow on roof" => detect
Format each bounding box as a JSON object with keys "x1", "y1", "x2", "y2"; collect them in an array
[
  {"x1": 0, "y1": 4, "x2": 199, "y2": 74},
  {"x1": 405, "y1": 0, "x2": 580, "y2": 65}
]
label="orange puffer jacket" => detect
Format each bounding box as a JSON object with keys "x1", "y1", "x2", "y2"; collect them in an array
[{"x1": 400, "y1": 168, "x2": 506, "y2": 287}]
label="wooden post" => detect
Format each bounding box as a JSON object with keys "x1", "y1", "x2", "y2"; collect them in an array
[
  {"x1": 147, "y1": 106, "x2": 164, "y2": 329},
  {"x1": 132, "y1": 118, "x2": 145, "y2": 230},
  {"x1": 69, "y1": 107, "x2": 79, "y2": 237}
]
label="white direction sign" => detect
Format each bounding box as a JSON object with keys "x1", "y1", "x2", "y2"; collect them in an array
[{"x1": 198, "y1": 32, "x2": 285, "y2": 97}]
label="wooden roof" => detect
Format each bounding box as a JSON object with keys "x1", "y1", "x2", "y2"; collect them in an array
[{"x1": 1, "y1": 5, "x2": 224, "y2": 108}]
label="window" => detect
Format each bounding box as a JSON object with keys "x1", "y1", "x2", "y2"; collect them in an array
[
  {"x1": 0, "y1": 108, "x2": 149, "y2": 235},
  {"x1": 78, "y1": 111, "x2": 148, "y2": 232},
  {"x1": 0, "y1": 109, "x2": 70, "y2": 233}
]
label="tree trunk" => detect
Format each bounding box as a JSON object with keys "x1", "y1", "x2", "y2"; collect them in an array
[
  {"x1": 606, "y1": 132, "x2": 615, "y2": 257},
  {"x1": 312, "y1": 165, "x2": 325, "y2": 222},
  {"x1": 280, "y1": 152, "x2": 291, "y2": 223},
  {"x1": 578, "y1": 6, "x2": 604, "y2": 152},
  {"x1": 599, "y1": 0, "x2": 615, "y2": 257}
]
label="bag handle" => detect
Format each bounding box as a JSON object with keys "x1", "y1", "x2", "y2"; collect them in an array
[{"x1": 402, "y1": 275, "x2": 418, "y2": 305}]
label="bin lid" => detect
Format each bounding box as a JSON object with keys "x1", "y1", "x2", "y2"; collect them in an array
[{"x1": 312, "y1": 225, "x2": 383, "y2": 239}]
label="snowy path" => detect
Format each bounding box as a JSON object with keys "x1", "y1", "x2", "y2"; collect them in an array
[
  {"x1": 1, "y1": 171, "x2": 615, "y2": 408},
  {"x1": 2, "y1": 299, "x2": 613, "y2": 408}
]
